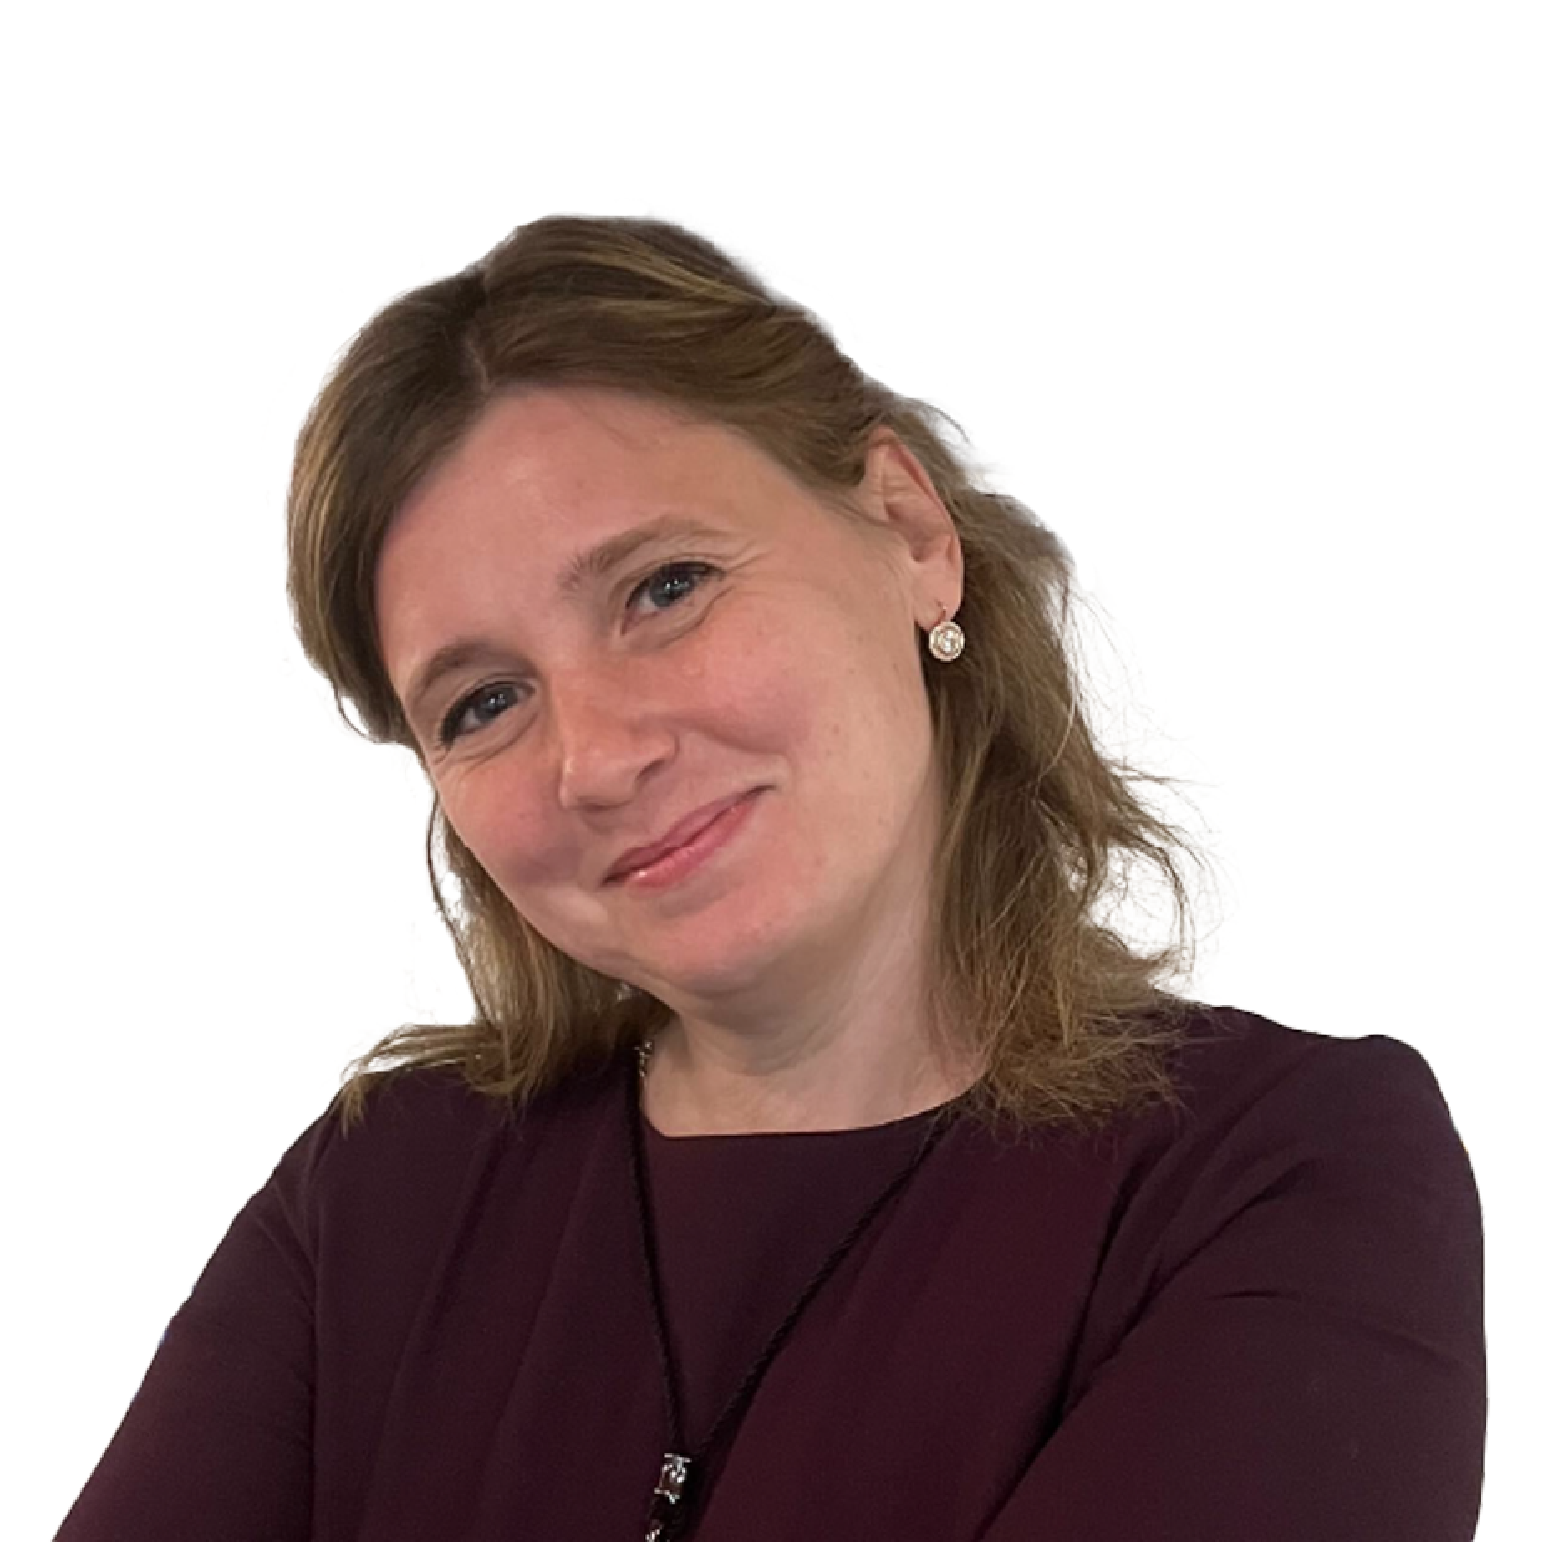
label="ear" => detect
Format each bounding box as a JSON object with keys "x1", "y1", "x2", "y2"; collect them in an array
[{"x1": 859, "y1": 429, "x2": 964, "y2": 627}]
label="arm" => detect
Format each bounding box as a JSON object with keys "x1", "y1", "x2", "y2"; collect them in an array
[
  {"x1": 985, "y1": 1034, "x2": 1486, "y2": 1541},
  {"x1": 56, "y1": 1120, "x2": 324, "y2": 1542}
]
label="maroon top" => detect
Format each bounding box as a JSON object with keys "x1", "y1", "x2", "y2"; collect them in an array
[{"x1": 58, "y1": 1006, "x2": 1486, "y2": 1540}]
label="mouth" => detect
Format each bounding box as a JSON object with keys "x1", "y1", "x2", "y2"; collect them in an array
[{"x1": 604, "y1": 789, "x2": 764, "y2": 889}]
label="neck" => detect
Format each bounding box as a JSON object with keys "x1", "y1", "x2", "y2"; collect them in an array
[
  {"x1": 638, "y1": 929, "x2": 975, "y2": 1137},
  {"x1": 642, "y1": 1024, "x2": 972, "y2": 1137}
]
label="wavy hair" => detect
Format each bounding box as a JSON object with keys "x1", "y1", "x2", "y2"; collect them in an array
[{"x1": 287, "y1": 215, "x2": 1201, "y2": 1130}]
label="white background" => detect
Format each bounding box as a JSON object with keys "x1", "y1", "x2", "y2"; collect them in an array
[{"x1": 5, "y1": 3, "x2": 1535, "y2": 1536}]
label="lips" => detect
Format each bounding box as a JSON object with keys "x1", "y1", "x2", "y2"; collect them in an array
[{"x1": 604, "y1": 791, "x2": 759, "y2": 883}]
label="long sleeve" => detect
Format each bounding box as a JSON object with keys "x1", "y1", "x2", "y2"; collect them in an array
[
  {"x1": 981, "y1": 1033, "x2": 1486, "y2": 1541},
  {"x1": 55, "y1": 1117, "x2": 325, "y2": 1542}
]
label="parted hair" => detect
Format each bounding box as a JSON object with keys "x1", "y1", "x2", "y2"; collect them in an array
[{"x1": 288, "y1": 215, "x2": 1200, "y2": 1130}]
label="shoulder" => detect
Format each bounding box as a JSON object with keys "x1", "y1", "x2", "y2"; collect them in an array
[
  {"x1": 1157, "y1": 1002, "x2": 1467, "y2": 1150},
  {"x1": 1101, "y1": 1003, "x2": 1482, "y2": 1291},
  {"x1": 259, "y1": 1058, "x2": 628, "y2": 1247},
  {"x1": 985, "y1": 1002, "x2": 1477, "y2": 1228}
]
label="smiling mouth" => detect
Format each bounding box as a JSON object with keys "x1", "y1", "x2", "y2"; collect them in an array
[{"x1": 604, "y1": 790, "x2": 763, "y2": 888}]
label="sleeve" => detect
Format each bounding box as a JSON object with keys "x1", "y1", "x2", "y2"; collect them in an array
[
  {"x1": 55, "y1": 1115, "x2": 329, "y2": 1542},
  {"x1": 983, "y1": 1033, "x2": 1487, "y2": 1542}
]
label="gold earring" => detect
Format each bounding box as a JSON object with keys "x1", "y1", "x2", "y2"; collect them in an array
[{"x1": 927, "y1": 611, "x2": 965, "y2": 662}]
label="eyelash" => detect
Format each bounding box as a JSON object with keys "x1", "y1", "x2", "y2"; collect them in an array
[{"x1": 434, "y1": 560, "x2": 721, "y2": 747}]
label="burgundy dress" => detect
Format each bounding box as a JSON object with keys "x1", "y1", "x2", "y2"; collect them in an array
[{"x1": 57, "y1": 1006, "x2": 1486, "y2": 1540}]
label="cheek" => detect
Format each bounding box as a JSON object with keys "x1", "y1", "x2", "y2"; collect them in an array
[
  {"x1": 438, "y1": 769, "x2": 565, "y2": 895},
  {"x1": 682, "y1": 606, "x2": 820, "y2": 755}
]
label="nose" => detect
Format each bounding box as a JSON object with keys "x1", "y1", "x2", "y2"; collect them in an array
[{"x1": 547, "y1": 667, "x2": 677, "y2": 812}]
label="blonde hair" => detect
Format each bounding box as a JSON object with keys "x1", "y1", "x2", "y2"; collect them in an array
[{"x1": 288, "y1": 215, "x2": 1200, "y2": 1130}]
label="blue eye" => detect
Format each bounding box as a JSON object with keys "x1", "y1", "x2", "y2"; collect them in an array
[
  {"x1": 629, "y1": 561, "x2": 716, "y2": 616},
  {"x1": 439, "y1": 681, "x2": 521, "y2": 746}
]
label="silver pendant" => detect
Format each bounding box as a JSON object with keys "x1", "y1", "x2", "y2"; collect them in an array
[{"x1": 644, "y1": 1452, "x2": 693, "y2": 1541}]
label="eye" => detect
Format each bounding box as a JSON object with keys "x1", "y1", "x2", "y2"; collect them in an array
[
  {"x1": 627, "y1": 561, "x2": 718, "y2": 618},
  {"x1": 438, "y1": 681, "x2": 523, "y2": 747}
]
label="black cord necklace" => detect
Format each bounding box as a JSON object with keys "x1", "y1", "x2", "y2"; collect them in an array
[{"x1": 625, "y1": 1044, "x2": 953, "y2": 1542}]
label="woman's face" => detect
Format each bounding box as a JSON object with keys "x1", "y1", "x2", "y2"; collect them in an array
[{"x1": 375, "y1": 388, "x2": 961, "y2": 1019}]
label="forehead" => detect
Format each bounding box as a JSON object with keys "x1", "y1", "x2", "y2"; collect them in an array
[{"x1": 390, "y1": 387, "x2": 790, "y2": 554}]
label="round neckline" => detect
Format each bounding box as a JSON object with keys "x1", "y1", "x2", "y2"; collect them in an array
[{"x1": 637, "y1": 1075, "x2": 973, "y2": 1147}]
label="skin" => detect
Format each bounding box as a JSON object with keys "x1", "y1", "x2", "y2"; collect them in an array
[{"x1": 375, "y1": 387, "x2": 972, "y2": 1135}]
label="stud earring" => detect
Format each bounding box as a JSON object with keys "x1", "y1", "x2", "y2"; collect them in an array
[{"x1": 927, "y1": 611, "x2": 965, "y2": 662}]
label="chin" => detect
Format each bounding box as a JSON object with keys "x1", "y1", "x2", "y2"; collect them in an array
[
  {"x1": 543, "y1": 824, "x2": 864, "y2": 1007},
  {"x1": 589, "y1": 909, "x2": 811, "y2": 1012}
]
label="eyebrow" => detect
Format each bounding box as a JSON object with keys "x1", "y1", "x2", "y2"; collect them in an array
[
  {"x1": 556, "y1": 515, "x2": 728, "y2": 597},
  {"x1": 401, "y1": 516, "x2": 731, "y2": 719},
  {"x1": 401, "y1": 638, "x2": 517, "y2": 725}
]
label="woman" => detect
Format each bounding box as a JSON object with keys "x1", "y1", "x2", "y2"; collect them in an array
[{"x1": 59, "y1": 217, "x2": 1485, "y2": 1540}]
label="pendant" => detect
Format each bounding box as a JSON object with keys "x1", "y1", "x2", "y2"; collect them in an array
[{"x1": 643, "y1": 1452, "x2": 693, "y2": 1541}]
